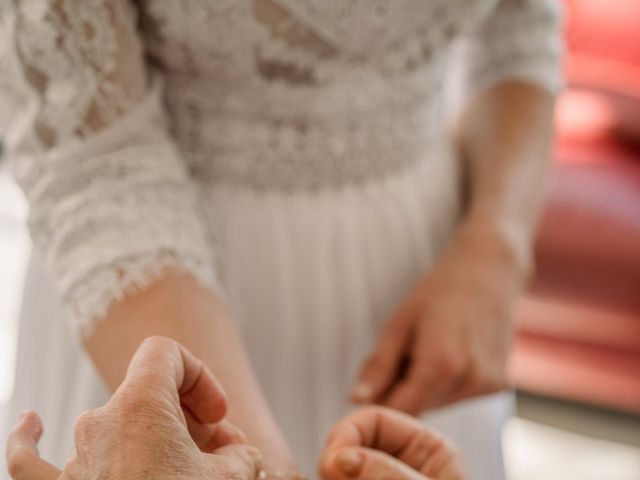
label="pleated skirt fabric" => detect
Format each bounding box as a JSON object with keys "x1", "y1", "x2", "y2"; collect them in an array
[{"x1": 3, "y1": 144, "x2": 512, "y2": 479}]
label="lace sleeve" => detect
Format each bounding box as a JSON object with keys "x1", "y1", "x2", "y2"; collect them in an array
[
  {"x1": 0, "y1": 5, "x2": 22, "y2": 137},
  {"x1": 3, "y1": 0, "x2": 218, "y2": 335},
  {"x1": 463, "y1": 0, "x2": 564, "y2": 94}
]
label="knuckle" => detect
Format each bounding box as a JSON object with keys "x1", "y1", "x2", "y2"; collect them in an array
[
  {"x1": 427, "y1": 433, "x2": 446, "y2": 454},
  {"x1": 73, "y1": 410, "x2": 96, "y2": 442},
  {"x1": 235, "y1": 445, "x2": 262, "y2": 467},
  {"x1": 404, "y1": 429, "x2": 434, "y2": 461},
  {"x1": 73, "y1": 407, "x2": 112, "y2": 445},
  {"x1": 212, "y1": 445, "x2": 264, "y2": 479},
  {"x1": 114, "y1": 390, "x2": 146, "y2": 414},
  {"x1": 141, "y1": 335, "x2": 175, "y2": 352},
  {"x1": 359, "y1": 405, "x2": 383, "y2": 419},
  {"x1": 215, "y1": 457, "x2": 254, "y2": 480},
  {"x1": 364, "y1": 355, "x2": 389, "y2": 374},
  {"x1": 388, "y1": 389, "x2": 424, "y2": 414},
  {"x1": 435, "y1": 354, "x2": 465, "y2": 377}
]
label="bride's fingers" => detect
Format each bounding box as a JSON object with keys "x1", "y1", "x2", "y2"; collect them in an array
[
  {"x1": 320, "y1": 446, "x2": 430, "y2": 480},
  {"x1": 381, "y1": 356, "x2": 462, "y2": 415},
  {"x1": 350, "y1": 306, "x2": 417, "y2": 405},
  {"x1": 6, "y1": 411, "x2": 61, "y2": 480}
]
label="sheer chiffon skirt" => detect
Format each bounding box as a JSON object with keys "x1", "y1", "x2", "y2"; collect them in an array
[{"x1": 3, "y1": 144, "x2": 512, "y2": 479}]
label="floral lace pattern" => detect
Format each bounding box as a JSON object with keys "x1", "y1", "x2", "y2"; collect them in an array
[{"x1": 0, "y1": 0, "x2": 563, "y2": 331}]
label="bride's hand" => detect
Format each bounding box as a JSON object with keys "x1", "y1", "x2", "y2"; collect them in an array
[
  {"x1": 351, "y1": 221, "x2": 525, "y2": 414},
  {"x1": 319, "y1": 406, "x2": 465, "y2": 480}
]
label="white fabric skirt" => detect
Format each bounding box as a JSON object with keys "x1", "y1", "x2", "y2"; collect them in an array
[{"x1": 3, "y1": 146, "x2": 513, "y2": 480}]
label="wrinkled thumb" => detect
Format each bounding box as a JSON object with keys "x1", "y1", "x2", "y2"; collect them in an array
[
  {"x1": 321, "y1": 446, "x2": 431, "y2": 480},
  {"x1": 6, "y1": 411, "x2": 61, "y2": 480}
]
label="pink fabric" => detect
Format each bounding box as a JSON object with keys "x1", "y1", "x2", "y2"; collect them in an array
[
  {"x1": 511, "y1": 0, "x2": 640, "y2": 413},
  {"x1": 510, "y1": 333, "x2": 640, "y2": 413},
  {"x1": 535, "y1": 152, "x2": 640, "y2": 306},
  {"x1": 516, "y1": 296, "x2": 640, "y2": 354},
  {"x1": 560, "y1": 0, "x2": 640, "y2": 142},
  {"x1": 565, "y1": 0, "x2": 640, "y2": 68}
]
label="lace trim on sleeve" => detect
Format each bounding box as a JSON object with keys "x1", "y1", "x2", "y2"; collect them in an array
[
  {"x1": 71, "y1": 253, "x2": 217, "y2": 337},
  {"x1": 464, "y1": 0, "x2": 564, "y2": 94},
  {"x1": 25, "y1": 105, "x2": 221, "y2": 333},
  {"x1": 7, "y1": 0, "x2": 219, "y2": 334}
]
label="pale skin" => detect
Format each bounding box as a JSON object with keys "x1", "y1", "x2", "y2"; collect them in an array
[
  {"x1": 81, "y1": 81, "x2": 553, "y2": 472},
  {"x1": 83, "y1": 273, "x2": 297, "y2": 473},
  {"x1": 352, "y1": 81, "x2": 555, "y2": 413},
  {"x1": 6, "y1": 337, "x2": 465, "y2": 480}
]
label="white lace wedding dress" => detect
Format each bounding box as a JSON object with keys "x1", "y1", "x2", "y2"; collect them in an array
[{"x1": 0, "y1": 1, "x2": 562, "y2": 478}]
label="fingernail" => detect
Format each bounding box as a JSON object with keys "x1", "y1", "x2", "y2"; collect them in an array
[
  {"x1": 351, "y1": 382, "x2": 373, "y2": 402},
  {"x1": 20, "y1": 411, "x2": 41, "y2": 433},
  {"x1": 336, "y1": 449, "x2": 363, "y2": 477}
]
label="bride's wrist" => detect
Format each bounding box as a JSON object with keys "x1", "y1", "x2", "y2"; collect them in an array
[{"x1": 457, "y1": 213, "x2": 534, "y2": 280}]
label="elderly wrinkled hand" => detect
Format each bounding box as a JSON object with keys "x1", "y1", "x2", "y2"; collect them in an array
[
  {"x1": 319, "y1": 407, "x2": 466, "y2": 480},
  {"x1": 6, "y1": 336, "x2": 262, "y2": 480}
]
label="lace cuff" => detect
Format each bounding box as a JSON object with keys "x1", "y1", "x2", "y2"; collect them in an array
[
  {"x1": 69, "y1": 254, "x2": 216, "y2": 337},
  {"x1": 22, "y1": 121, "x2": 218, "y2": 335},
  {"x1": 4, "y1": 0, "x2": 219, "y2": 335},
  {"x1": 18, "y1": 90, "x2": 220, "y2": 333},
  {"x1": 464, "y1": 0, "x2": 564, "y2": 94}
]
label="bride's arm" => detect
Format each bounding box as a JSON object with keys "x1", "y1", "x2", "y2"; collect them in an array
[
  {"x1": 455, "y1": 0, "x2": 564, "y2": 262},
  {"x1": 4, "y1": 0, "x2": 295, "y2": 473},
  {"x1": 455, "y1": 81, "x2": 555, "y2": 275},
  {"x1": 85, "y1": 271, "x2": 297, "y2": 473},
  {"x1": 351, "y1": 0, "x2": 562, "y2": 413}
]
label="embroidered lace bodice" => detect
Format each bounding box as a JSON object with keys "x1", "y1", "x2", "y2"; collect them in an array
[{"x1": 0, "y1": 0, "x2": 562, "y2": 331}]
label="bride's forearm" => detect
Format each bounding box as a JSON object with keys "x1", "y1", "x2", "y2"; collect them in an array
[
  {"x1": 455, "y1": 81, "x2": 556, "y2": 274},
  {"x1": 83, "y1": 269, "x2": 296, "y2": 472}
]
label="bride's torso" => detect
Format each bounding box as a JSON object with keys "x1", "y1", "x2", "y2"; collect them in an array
[{"x1": 136, "y1": 0, "x2": 496, "y2": 190}]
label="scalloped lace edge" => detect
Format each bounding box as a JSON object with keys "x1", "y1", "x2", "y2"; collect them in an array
[{"x1": 66, "y1": 251, "x2": 219, "y2": 338}]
